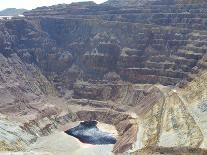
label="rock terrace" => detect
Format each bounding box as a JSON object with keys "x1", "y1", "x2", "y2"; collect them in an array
[{"x1": 1, "y1": 0, "x2": 207, "y2": 154}]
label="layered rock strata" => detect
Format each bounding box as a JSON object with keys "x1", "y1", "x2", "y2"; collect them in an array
[{"x1": 0, "y1": 0, "x2": 207, "y2": 154}]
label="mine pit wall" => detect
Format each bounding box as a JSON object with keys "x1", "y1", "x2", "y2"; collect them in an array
[
  {"x1": 17, "y1": 0, "x2": 207, "y2": 90},
  {"x1": 73, "y1": 82, "x2": 133, "y2": 102},
  {"x1": 178, "y1": 71, "x2": 207, "y2": 148},
  {"x1": 1, "y1": 1, "x2": 207, "y2": 153},
  {"x1": 133, "y1": 86, "x2": 204, "y2": 150},
  {"x1": 1, "y1": 16, "x2": 207, "y2": 91},
  {"x1": 36, "y1": 17, "x2": 206, "y2": 87},
  {"x1": 20, "y1": 112, "x2": 76, "y2": 138}
]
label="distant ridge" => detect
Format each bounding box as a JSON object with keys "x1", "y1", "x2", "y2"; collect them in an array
[
  {"x1": 0, "y1": 8, "x2": 28, "y2": 16},
  {"x1": 104, "y1": 0, "x2": 207, "y2": 6},
  {"x1": 103, "y1": 0, "x2": 163, "y2": 6}
]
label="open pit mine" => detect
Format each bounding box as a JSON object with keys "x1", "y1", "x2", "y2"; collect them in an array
[{"x1": 1, "y1": 0, "x2": 207, "y2": 154}]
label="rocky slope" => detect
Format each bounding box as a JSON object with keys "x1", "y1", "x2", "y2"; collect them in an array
[
  {"x1": 22, "y1": 0, "x2": 207, "y2": 87},
  {"x1": 0, "y1": 0, "x2": 207, "y2": 154}
]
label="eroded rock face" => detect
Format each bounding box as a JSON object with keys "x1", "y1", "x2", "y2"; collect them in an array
[
  {"x1": 15, "y1": 0, "x2": 207, "y2": 87},
  {"x1": 0, "y1": 114, "x2": 35, "y2": 151},
  {"x1": 1, "y1": 0, "x2": 207, "y2": 154}
]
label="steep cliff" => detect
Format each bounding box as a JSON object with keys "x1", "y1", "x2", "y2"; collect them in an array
[{"x1": 22, "y1": 0, "x2": 207, "y2": 88}]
